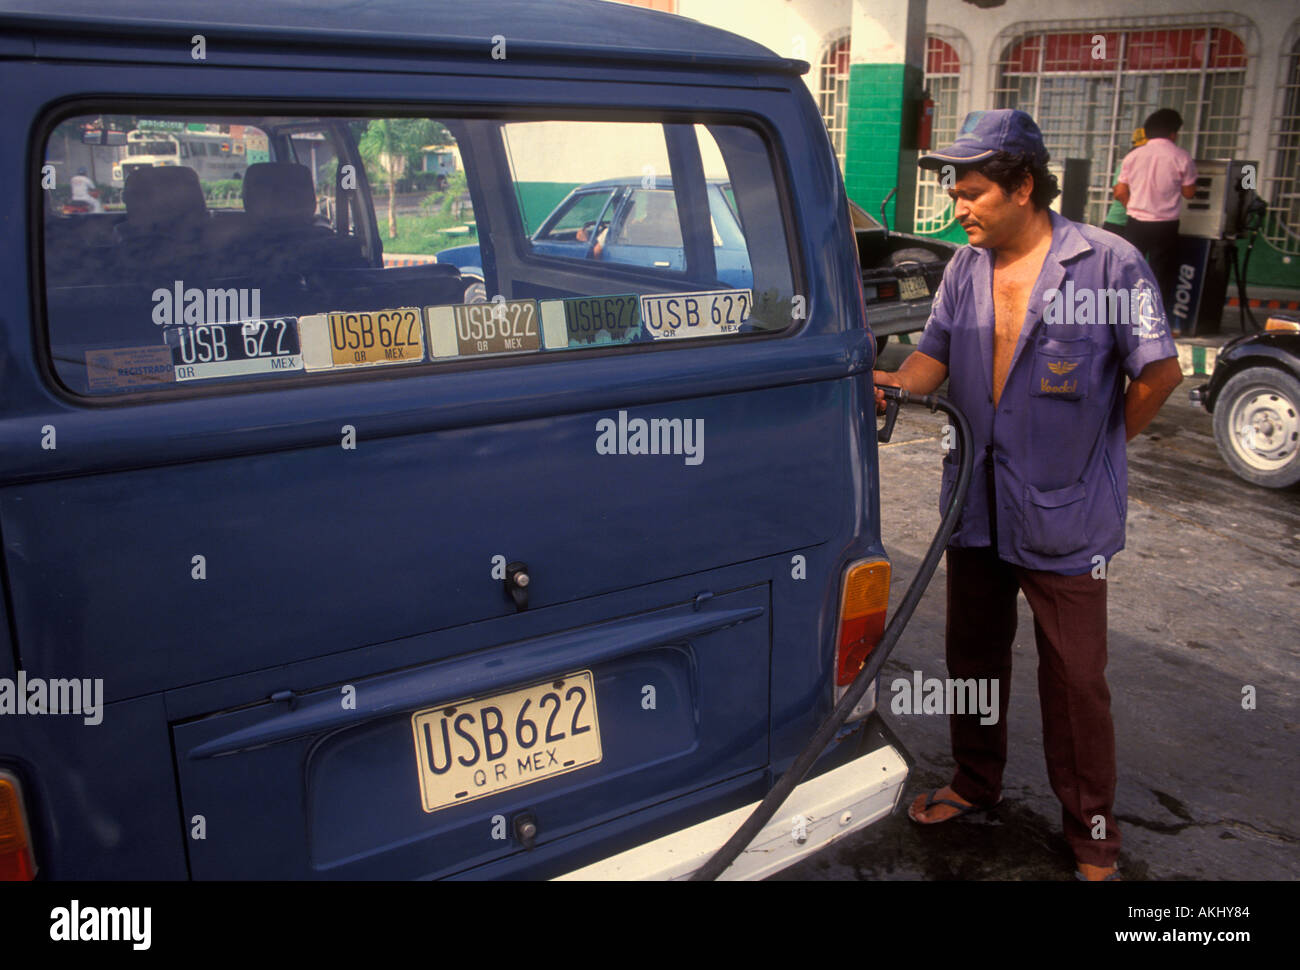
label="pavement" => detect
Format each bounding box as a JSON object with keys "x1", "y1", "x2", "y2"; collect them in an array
[{"x1": 772, "y1": 339, "x2": 1300, "y2": 881}]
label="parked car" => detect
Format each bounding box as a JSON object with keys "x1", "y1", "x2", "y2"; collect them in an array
[
  {"x1": 1190, "y1": 316, "x2": 1300, "y2": 488},
  {"x1": 5, "y1": 0, "x2": 910, "y2": 881},
  {"x1": 438, "y1": 178, "x2": 751, "y2": 288},
  {"x1": 849, "y1": 200, "x2": 959, "y2": 354}
]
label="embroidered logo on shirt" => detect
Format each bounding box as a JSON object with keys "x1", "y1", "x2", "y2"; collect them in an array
[
  {"x1": 1039, "y1": 376, "x2": 1079, "y2": 394},
  {"x1": 1047, "y1": 360, "x2": 1079, "y2": 375},
  {"x1": 1132, "y1": 279, "x2": 1166, "y2": 340}
]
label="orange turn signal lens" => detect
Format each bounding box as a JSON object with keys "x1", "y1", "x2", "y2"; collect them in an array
[
  {"x1": 0, "y1": 771, "x2": 37, "y2": 880},
  {"x1": 1264, "y1": 316, "x2": 1300, "y2": 333},
  {"x1": 835, "y1": 558, "x2": 891, "y2": 686}
]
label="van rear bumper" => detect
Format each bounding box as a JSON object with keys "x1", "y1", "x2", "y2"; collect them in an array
[{"x1": 554, "y1": 728, "x2": 908, "y2": 881}]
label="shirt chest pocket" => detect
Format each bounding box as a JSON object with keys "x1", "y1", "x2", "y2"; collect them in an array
[{"x1": 1029, "y1": 337, "x2": 1092, "y2": 401}]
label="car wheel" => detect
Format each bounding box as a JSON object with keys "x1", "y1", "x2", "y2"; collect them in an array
[
  {"x1": 887, "y1": 247, "x2": 940, "y2": 267},
  {"x1": 461, "y1": 276, "x2": 487, "y2": 304},
  {"x1": 1211, "y1": 366, "x2": 1300, "y2": 488}
]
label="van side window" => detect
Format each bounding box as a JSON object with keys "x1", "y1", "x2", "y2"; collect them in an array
[
  {"x1": 497, "y1": 120, "x2": 796, "y2": 331},
  {"x1": 40, "y1": 111, "x2": 797, "y2": 398}
]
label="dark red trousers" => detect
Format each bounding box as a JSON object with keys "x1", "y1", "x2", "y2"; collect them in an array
[{"x1": 945, "y1": 545, "x2": 1120, "y2": 867}]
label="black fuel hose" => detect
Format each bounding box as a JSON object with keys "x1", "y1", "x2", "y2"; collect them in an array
[{"x1": 691, "y1": 385, "x2": 974, "y2": 881}]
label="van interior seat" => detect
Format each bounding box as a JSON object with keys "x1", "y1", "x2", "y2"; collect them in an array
[
  {"x1": 114, "y1": 166, "x2": 212, "y2": 276},
  {"x1": 237, "y1": 162, "x2": 366, "y2": 273},
  {"x1": 116, "y1": 165, "x2": 208, "y2": 240},
  {"x1": 42, "y1": 211, "x2": 123, "y2": 286}
]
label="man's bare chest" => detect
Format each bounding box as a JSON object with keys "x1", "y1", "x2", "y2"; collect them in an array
[
  {"x1": 992, "y1": 269, "x2": 1038, "y2": 348},
  {"x1": 990, "y1": 255, "x2": 1049, "y2": 404}
]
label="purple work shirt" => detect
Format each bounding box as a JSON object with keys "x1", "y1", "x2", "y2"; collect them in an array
[{"x1": 915, "y1": 210, "x2": 1178, "y2": 575}]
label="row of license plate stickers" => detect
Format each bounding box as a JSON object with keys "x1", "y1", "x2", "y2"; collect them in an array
[
  {"x1": 425, "y1": 298, "x2": 541, "y2": 359},
  {"x1": 297, "y1": 308, "x2": 426, "y2": 371},
  {"x1": 538, "y1": 294, "x2": 642, "y2": 350},
  {"x1": 639, "y1": 288, "x2": 753, "y2": 340}
]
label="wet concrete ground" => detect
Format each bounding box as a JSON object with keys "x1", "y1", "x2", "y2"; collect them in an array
[{"x1": 773, "y1": 341, "x2": 1300, "y2": 881}]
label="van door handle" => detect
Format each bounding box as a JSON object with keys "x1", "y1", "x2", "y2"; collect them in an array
[{"x1": 505, "y1": 561, "x2": 530, "y2": 611}]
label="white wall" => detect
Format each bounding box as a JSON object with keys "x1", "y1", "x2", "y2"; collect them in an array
[{"x1": 677, "y1": 0, "x2": 850, "y2": 99}]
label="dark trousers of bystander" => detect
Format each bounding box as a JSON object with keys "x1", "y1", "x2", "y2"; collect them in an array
[
  {"x1": 944, "y1": 544, "x2": 1120, "y2": 868},
  {"x1": 1125, "y1": 217, "x2": 1181, "y2": 320}
]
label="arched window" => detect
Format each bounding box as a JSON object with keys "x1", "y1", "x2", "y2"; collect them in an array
[
  {"x1": 915, "y1": 35, "x2": 964, "y2": 233},
  {"x1": 993, "y1": 24, "x2": 1248, "y2": 226},
  {"x1": 1264, "y1": 33, "x2": 1300, "y2": 255},
  {"x1": 818, "y1": 37, "x2": 851, "y2": 171}
]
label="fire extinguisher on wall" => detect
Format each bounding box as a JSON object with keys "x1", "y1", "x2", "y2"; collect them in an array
[{"x1": 916, "y1": 91, "x2": 935, "y2": 152}]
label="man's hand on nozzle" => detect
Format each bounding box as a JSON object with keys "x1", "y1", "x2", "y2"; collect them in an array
[{"x1": 873, "y1": 370, "x2": 901, "y2": 414}]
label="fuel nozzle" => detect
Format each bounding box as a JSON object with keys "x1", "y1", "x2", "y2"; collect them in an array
[{"x1": 877, "y1": 385, "x2": 909, "y2": 443}]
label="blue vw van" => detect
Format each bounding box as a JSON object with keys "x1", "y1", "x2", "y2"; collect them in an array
[{"x1": 0, "y1": 0, "x2": 907, "y2": 880}]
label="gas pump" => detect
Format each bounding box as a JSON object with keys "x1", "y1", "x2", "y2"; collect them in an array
[{"x1": 1174, "y1": 159, "x2": 1263, "y2": 335}]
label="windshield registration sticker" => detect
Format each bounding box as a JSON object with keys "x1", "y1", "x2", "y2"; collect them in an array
[
  {"x1": 426, "y1": 299, "x2": 540, "y2": 359},
  {"x1": 85, "y1": 345, "x2": 177, "y2": 391},
  {"x1": 298, "y1": 308, "x2": 425, "y2": 370},
  {"x1": 539, "y1": 294, "x2": 642, "y2": 350},
  {"x1": 163, "y1": 318, "x2": 303, "y2": 381},
  {"x1": 640, "y1": 289, "x2": 751, "y2": 340}
]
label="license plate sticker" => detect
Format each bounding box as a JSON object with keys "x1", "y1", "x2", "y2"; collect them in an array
[
  {"x1": 163, "y1": 318, "x2": 304, "y2": 381},
  {"x1": 298, "y1": 308, "x2": 426, "y2": 370},
  {"x1": 410, "y1": 670, "x2": 602, "y2": 814},
  {"x1": 538, "y1": 294, "x2": 642, "y2": 349},
  {"x1": 426, "y1": 300, "x2": 541, "y2": 359},
  {"x1": 898, "y1": 275, "x2": 930, "y2": 300},
  {"x1": 639, "y1": 289, "x2": 751, "y2": 340}
]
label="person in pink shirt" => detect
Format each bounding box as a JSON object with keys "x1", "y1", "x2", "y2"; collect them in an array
[{"x1": 1113, "y1": 108, "x2": 1198, "y2": 320}]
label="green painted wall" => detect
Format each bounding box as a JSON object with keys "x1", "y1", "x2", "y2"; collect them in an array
[{"x1": 843, "y1": 63, "x2": 907, "y2": 229}]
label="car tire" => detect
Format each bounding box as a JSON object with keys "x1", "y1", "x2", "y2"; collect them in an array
[
  {"x1": 461, "y1": 275, "x2": 487, "y2": 304},
  {"x1": 887, "y1": 247, "x2": 940, "y2": 267},
  {"x1": 1211, "y1": 366, "x2": 1300, "y2": 488}
]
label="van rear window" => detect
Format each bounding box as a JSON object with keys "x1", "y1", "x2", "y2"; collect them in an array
[{"x1": 40, "y1": 111, "x2": 798, "y2": 397}]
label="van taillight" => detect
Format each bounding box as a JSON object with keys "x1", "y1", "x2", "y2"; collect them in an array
[
  {"x1": 0, "y1": 770, "x2": 36, "y2": 880},
  {"x1": 835, "y1": 559, "x2": 890, "y2": 686}
]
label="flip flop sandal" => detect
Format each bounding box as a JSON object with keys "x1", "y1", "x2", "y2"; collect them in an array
[{"x1": 907, "y1": 789, "x2": 1001, "y2": 825}]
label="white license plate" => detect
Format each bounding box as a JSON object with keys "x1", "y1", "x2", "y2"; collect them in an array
[
  {"x1": 898, "y1": 275, "x2": 930, "y2": 300},
  {"x1": 410, "y1": 670, "x2": 601, "y2": 813},
  {"x1": 639, "y1": 289, "x2": 751, "y2": 339}
]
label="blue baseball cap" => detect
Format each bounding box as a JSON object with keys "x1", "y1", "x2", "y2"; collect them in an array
[{"x1": 918, "y1": 109, "x2": 1047, "y2": 169}]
